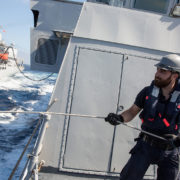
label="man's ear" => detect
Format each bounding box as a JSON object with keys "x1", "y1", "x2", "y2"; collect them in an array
[{"x1": 173, "y1": 73, "x2": 179, "y2": 79}]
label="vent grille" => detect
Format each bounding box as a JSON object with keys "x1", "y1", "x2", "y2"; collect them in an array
[{"x1": 35, "y1": 38, "x2": 59, "y2": 65}]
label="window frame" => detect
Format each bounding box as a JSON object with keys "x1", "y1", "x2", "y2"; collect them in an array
[{"x1": 123, "y1": 0, "x2": 177, "y2": 15}]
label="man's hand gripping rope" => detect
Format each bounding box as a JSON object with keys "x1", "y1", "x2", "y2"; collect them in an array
[{"x1": 105, "y1": 113, "x2": 180, "y2": 147}]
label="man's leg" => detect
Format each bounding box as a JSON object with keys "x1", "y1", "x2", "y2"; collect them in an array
[
  {"x1": 120, "y1": 141, "x2": 151, "y2": 180},
  {"x1": 157, "y1": 149, "x2": 179, "y2": 180}
]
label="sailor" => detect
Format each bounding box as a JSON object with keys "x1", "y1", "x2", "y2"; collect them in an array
[{"x1": 105, "y1": 54, "x2": 180, "y2": 180}]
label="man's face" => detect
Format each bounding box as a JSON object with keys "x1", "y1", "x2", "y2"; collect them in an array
[{"x1": 154, "y1": 68, "x2": 173, "y2": 88}]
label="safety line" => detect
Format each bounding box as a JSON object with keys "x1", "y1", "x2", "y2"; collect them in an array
[
  {"x1": 10, "y1": 46, "x2": 55, "y2": 81},
  {"x1": 8, "y1": 115, "x2": 43, "y2": 180},
  {"x1": 0, "y1": 110, "x2": 167, "y2": 141}
]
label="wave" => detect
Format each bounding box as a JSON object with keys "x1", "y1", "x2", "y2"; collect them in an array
[{"x1": 0, "y1": 66, "x2": 57, "y2": 179}]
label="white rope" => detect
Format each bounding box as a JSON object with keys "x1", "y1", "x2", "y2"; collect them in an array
[
  {"x1": 0, "y1": 110, "x2": 104, "y2": 118},
  {"x1": 0, "y1": 110, "x2": 167, "y2": 141}
]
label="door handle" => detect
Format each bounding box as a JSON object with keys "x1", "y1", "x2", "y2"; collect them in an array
[{"x1": 117, "y1": 105, "x2": 124, "y2": 112}]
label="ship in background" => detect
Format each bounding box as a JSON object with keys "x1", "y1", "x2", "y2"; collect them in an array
[
  {"x1": 0, "y1": 32, "x2": 24, "y2": 78},
  {"x1": 9, "y1": 0, "x2": 180, "y2": 179}
]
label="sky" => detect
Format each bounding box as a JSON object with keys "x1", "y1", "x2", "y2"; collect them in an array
[
  {"x1": 0, "y1": 0, "x2": 85, "y2": 65},
  {"x1": 0, "y1": 0, "x2": 33, "y2": 64}
]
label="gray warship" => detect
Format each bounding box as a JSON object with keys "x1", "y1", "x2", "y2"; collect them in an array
[{"x1": 19, "y1": 0, "x2": 180, "y2": 179}]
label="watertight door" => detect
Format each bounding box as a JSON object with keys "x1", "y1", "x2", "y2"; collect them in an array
[
  {"x1": 111, "y1": 54, "x2": 158, "y2": 178},
  {"x1": 60, "y1": 47, "x2": 123, "y2": 173}
]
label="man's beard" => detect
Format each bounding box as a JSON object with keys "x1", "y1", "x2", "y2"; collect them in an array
[{"x1": 154, "y1": 75, "x2": 172, "y2": 88}]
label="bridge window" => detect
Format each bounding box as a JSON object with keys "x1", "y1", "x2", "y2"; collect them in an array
[{"x1": 134, "y1": 0, "x2": 170, "y2": 14}]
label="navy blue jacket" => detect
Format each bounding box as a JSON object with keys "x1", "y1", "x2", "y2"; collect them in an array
[{"x1": 137, "y1": 79, "x2": 180, "y2": 135}]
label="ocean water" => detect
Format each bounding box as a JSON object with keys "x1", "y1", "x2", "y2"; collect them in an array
[{"x1": 0, "y1": 65, "x2": 57, "y2": 180}]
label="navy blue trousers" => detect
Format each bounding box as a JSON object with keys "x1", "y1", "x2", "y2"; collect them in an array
[{"x1": 120, "y1": 140, "x2": 179, "y2": 180}]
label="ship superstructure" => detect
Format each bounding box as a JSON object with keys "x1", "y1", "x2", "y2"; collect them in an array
[{"x1": 20, "y1": 0, "x2": 180, "y2": 179}]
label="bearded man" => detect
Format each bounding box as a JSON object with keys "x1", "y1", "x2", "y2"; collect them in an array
[{"x1": 105, "y1": 54, "x2": 180, "y2": 180}]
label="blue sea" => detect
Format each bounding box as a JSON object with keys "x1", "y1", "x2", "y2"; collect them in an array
[{"x1": 0, "y1": 65, "x2": 57, "y2": 180}]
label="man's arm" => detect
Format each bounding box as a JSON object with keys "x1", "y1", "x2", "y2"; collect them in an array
[
  {"x1": 121, "y1": 104, "x2": 142, "y2": 123},
  {"x1": 105, "y1": 104, "x2": 142, "y2": 125}
]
